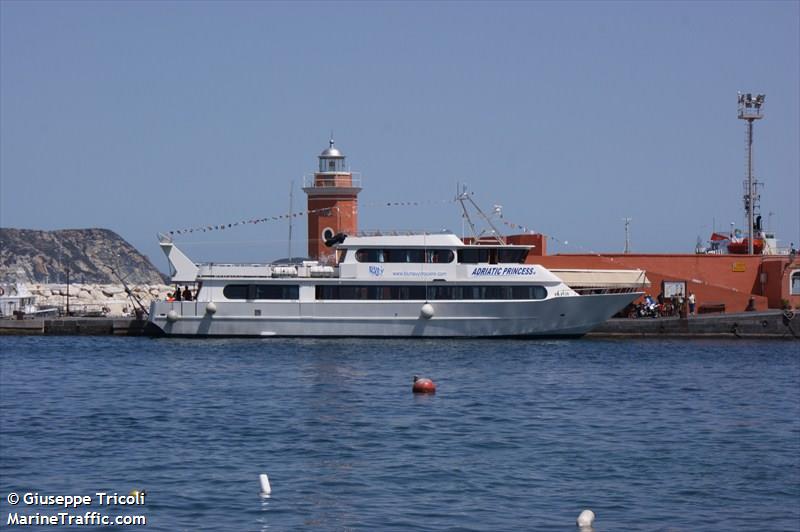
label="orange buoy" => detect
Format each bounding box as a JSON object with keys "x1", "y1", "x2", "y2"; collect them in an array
[{"x1": 412, "y1": 375, "x2": 436, "y2": 394}]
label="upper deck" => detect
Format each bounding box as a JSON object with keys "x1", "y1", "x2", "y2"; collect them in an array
[{"x1": 161, "y1": 232, "x2": 560, "y2": 284}]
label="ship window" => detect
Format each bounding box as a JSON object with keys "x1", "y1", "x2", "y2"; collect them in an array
[
  {"x1": 223, "y1": 284, "x2": 298, "y2": 300},
  {"x1": 223, "y1": 284, "x2": 249, "y2": 300},
  {"x1": 458, "y1": 249, "x2": 490, "y2": 263},
  {"x1": 427, "y1": 249, "x2": 454, "y2": 263},
  {"x1": 498, "y1": 249, "x2": 529, "y2": 264},
  {"x1": 356, "y1": 249, "x2": 383, "y2": 262},
  {"x1": 427, "y1": 286, "x2": 456, "y2": 300},
  {"x1": 354, "y1": 248, "x2": 452, "y2": 263},
  {"x1": 315, "y1": 284, "x2": 546, "y2": 300},
  {"x1": 791, "y1": 270, "x2": 800, "y2": 295},
  {"x1": 254, "y1": 285, "x2": 299, "y2": 299}
]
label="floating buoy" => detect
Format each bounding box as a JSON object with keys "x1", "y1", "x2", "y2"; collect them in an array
[
  {"x1": 576, "y1": 509, "x2": 595, "y2": 528},
  {"x1": 420, "y1": 303, "x2": 434, "y2": 319},
  {"x1": 259, "y1": 473, "x2": 271, "y2": 496},
  {"x1": 412, "y1": 375, "x2": 436, "y2": 394},
  {"x1": 129, "y1": 489, "x2": 146, "y2": 498},
  {"x1": 166, "y1": 310, "x2": 179, "y2": 322},
  {"x1": 205, "y1": 302, "x2": 217, "y2": 315}
]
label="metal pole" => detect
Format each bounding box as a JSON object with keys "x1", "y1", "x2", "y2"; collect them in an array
[
  {"x1": 623, "y1": 217, "x2": 632, "y2": 253},
  {"x1": 288, "y1": 179, "x2": 294, "y2": 261},
  {"x1": 66, "y1": 267, "x2": 70, "y2": 316},
  {"x1": 747, "y1": 119, "x2": 754, "y2": 255}
]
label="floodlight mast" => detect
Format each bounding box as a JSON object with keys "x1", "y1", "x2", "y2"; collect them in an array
[{"x1": 737, "y1": 92, "x2": 765, "y2": 255}]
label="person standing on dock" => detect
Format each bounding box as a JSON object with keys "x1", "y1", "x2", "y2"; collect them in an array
[{"x1": 688, "y1": 292, "x2": 696, "y2": 316}]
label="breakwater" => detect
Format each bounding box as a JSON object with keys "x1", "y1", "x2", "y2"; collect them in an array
[{"x1": 17, "y1": 283, "x2": 173, "y2": 316}]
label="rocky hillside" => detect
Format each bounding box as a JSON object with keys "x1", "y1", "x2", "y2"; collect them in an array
[{"x1": 0, "y1": 228, "x2": 167, "y2": 285}]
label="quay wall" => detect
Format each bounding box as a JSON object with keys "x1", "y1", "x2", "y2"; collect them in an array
[{"x1": 1, "y1": 311, "x2": 795, "y2": 339}]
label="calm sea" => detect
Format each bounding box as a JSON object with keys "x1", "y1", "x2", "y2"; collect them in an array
[{"x1": 0, "y1": 336, "x2": 798, "y2": 531}]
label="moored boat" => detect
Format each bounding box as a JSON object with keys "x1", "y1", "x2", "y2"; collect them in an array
[{"x1": 148, "y1": 232, "x2": 644, "y2": 337}]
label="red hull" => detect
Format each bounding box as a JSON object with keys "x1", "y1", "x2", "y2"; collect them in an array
[{"x1": 727, "y1": 239, "x2": 764, "y2": 255}]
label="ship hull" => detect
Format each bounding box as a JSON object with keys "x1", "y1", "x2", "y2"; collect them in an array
[{"x1": 148, "y1": 292, "x2": 638, "y2": 338}]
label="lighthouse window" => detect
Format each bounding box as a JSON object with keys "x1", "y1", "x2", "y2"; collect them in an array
[{"x1": 791, "y1": 270, "x2": 800, "y2": 295}]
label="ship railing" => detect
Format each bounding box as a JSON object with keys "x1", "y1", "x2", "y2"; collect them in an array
[
  {"x1": 303, "y1": 173, "x2": 362, "y2": 188},
  {"x1": 354, "y1": 229, "x2": 455, "y2": 237},
  {"x1": 572, "y1": 287, "x2": 642, "y2": 295}
]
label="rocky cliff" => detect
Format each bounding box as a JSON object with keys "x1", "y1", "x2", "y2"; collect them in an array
[{"x1": 0, "y1": 228, "x2": 167, "y2": 285}]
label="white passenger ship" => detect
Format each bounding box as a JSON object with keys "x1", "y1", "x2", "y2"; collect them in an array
[{"x1": 148, "y1": 232, "x2": 644, "y2": 337}]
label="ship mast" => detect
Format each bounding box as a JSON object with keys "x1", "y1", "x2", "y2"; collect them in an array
[
  {"x1": 737, "y1": 92, "x2": 765, "y2": 255},
  {"x1": 456, "y1": 185, "x2": 505, "y2": 244}
]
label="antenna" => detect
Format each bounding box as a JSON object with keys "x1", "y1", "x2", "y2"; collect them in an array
[
  {"x1": 737, "y1": 92, "x2": 765, "y2": 254},
  {"x1": 623, "y1": 217, "x2": 632, "y2": 253}
]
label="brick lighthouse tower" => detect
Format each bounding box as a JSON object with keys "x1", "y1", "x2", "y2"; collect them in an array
[{"x1": 303, "y1": 138, "x2": 361, "y2": 262}]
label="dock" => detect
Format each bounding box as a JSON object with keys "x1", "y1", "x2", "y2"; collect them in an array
[
  {"x1": 0, "y1": 310, "x2": 797, "y2": 339},
  {"x1": 0, "y1": 317, "x2": 156, "y2": 336},
  {"x1": 589, "y1": 310, "x2": 798, "y2": 339}
]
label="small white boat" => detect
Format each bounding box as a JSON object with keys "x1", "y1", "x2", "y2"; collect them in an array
[{"x1": 0, "y1": 283, "x2": 57, "y2": 318}]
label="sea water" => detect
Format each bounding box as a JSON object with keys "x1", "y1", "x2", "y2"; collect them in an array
[{"x1": 0, "y1": 336, "x2": 798, "y2": 531}]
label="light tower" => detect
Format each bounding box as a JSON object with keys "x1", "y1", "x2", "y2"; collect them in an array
[
  {"x1": 737, "y1": 92, "x2": 765, "y2": 255},
  {"x1": 303, "y1": 138, "x2": 361, "y2": 262}
]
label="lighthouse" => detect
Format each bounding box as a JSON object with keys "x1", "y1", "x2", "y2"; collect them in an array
[{"x1": 303, "y1": 138, "x2": 361, "y2": 262}]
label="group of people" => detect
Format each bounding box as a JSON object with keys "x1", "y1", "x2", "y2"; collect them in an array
[
  {"x1": 652, "y1": 291, "x2": 697, "y2": 316},
  {"x1": 168, "y1": 285, "x2": 194, "y2": 302}
]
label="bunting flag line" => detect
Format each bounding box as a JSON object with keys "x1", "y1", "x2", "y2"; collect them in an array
[
  {"x1": 163, "y1": 196, "x2": 615, "y2": 261},
  {"x1": 165, "y1": 198, "x2": 457, "y2": 236}
]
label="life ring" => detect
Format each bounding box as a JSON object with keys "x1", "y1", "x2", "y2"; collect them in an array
[{"x1": 0, "y1": 287, "x2": 4, "y2": 296}]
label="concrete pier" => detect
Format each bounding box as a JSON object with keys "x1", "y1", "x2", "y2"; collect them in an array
[
  {"x1": 0, "y1": 310, "x2": 796, "y2": 338},
  {"x1": 589, "y1": 310, "x2": 798, "y2": 339},
  {"x1": 0, "y1": 317, "x2": 156, "y2": 336}
]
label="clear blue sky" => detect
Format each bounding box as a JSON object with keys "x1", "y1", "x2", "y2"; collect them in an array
[{"x1": 2, "y1": 1, "x2": 798, "y2": 270}]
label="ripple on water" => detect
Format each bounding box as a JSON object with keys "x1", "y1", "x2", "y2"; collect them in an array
[{"x1": 1, "y1": 337, "x2": 798, "y2": 530}]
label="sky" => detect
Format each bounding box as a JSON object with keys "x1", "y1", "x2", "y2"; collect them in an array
[{"x1": 1, "y1": 1, "x2": 798, "y2": 272}]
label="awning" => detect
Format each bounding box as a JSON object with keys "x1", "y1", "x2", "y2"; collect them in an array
[{"x1": 550, "y1": 269, "x2": 650, "y2": 289}]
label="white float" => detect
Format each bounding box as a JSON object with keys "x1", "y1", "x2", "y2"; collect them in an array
[
  {"x1": 577, "y1": 509, "x2": 595, "y2": 528},
  {"x1": 259, "y1": 473, "x2": 271, "y2": 496}
]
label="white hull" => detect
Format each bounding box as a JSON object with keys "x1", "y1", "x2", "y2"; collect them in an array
[{"x1": 149, "y1": 293, "x2": 637, "y2": 338}]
